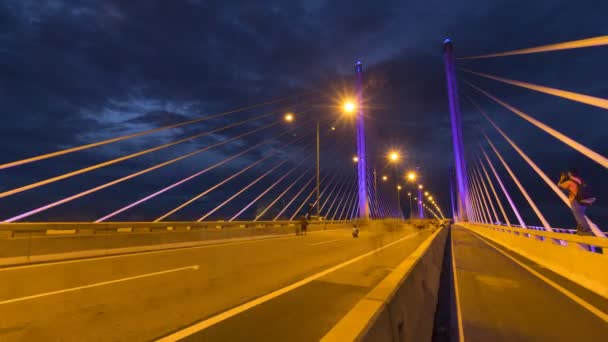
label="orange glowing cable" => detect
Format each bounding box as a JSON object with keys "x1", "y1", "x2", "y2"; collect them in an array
[
  {"x1": 459, "y1": 35, "x2": 608, "y2": 60},
  {"x1": 254, "y1": 169, "x2": 311, "y2": 221},
  {"x1": 0, "y1": 112, "x2": 281, "y2": 199},
  {"x1": 462, "y1": 69, "x2": 608, "y2": 110},
  {"x1": 272, "y1": 174, "x2": 319, "y2": 221},
  {"x1": 4, "y1": 123, "x2": 281, "y2": 222},
  {"x1": 0, "y1": 94, "x2": 309, "y2": 169},
  {"x1": 465, "y1": 81, "x2": 608, "y2": 169}
]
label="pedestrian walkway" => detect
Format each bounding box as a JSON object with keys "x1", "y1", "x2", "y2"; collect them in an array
[{"x1": 451, "y1": 225, "x2": 608, "y2": 341}]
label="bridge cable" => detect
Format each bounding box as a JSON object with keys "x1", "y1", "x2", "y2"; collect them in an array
[
  {"x1": 3, "y1": 121, "x2": 283, "y2": 222},
  {"x1": 332, "y1": 180, "x2": 355, "y2": 221},
  {"x1": 482, "y1": 133, "x2": 554, "y2": 231},
  {"x1": 479, "y1": 146, "x2": 527, "y2": 227},
  {"x1": 254, "y1": 169, "x2": 312, "y2": 221},
  {"x1": 469, "y1": 96, "x2": 605, "y2": 236},
  {"x1": 468, "y1": 181, "x2": 484, "y2": 223},
  {"x1": 341, "y1": 177, "x2": 360, "y2": 220},
  {"x1": 0, "y1": 93, "x2": 310, "y2": 170},
  {"x1": 458, "y1": 35, "x2": 608, "y2": 60},
  {"x1": 465, "y1": 80, "x2": 608, "y2": 169},
  {"x1": 0, "y1": 110, "x2": 283, "y2": 200},
  {"x1": 101, "y1": 127, "x2": 306, "y2": 222},
  {"x1": 477, "y1": 158, "x2": 511, "y2": 226},
  {"x1": 319, "y1": 174, "x2": 347, "y2": 214},
  {"x1": 272, "y1": 173, "x2": 325, "y2": 221},
  {"x1": 229, "y1": 153, "x2": 314, "y2": 222},
  {"x1": 198, "y1": 158, "x2": 290, "y2": 221},
  {"x1": 471, "y1": 166, "x2": 496, "y2": 223},
  {"x1": 290, "y1": 172, "x2": 341, "y2": 221},
  {"x1": 461, "y1": 69, "x2": 608, "y2": 110},
  {"x1": 469, "y1": 172, "x2": 490, "y2": 224},
  {"x1": 325, "y1": 174, "x2": 354, "y2": 220},
  {"x1": 474, "y1": 170, "x2": 494, "y2": 223},
  {"x1": 186, "y1": 130, "x2": 314, "y2": 222}
]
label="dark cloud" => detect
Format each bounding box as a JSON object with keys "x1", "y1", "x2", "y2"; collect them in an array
[{"x1": 0, "y1": 0, "x2": 606, "y2": 228}]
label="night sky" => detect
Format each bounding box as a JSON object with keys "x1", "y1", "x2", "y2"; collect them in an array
[{"x1": 1, "y1": 1, "x2": 606, "y2": 227}]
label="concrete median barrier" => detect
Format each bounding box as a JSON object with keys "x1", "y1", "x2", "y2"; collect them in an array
[
  {"x1": 0, "y1": 221, "x2": 354, "y2": 267},
  {"x1": 322, "y1": 224, "x2": 448, "y2": 342}
]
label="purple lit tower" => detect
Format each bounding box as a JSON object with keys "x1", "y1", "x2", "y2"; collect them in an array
[
  {"x1": 443, "y1": 39, "x2": 470, "y2": 222},
  {"x1": 355, "y1": 61, "x2": 370, "y2": 219}
]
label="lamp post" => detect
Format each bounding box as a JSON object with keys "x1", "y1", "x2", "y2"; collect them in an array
[
  {"x1": 397, "y1": 185, "x2": 402, "y2": 218},
  {"x1": 407, "y1": 192, "x2": 413, "y2": 219},
  {"x1": 418, "y1": 184, "x2": 425, "y2": 219},
  {"x1": 405, "y1": 171, "x2": 417, "y2": 219},
  {"x1": 316, "y1": 119, "x2": 320, "y2": 218}
]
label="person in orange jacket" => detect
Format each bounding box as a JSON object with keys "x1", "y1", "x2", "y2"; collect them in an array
[{"x1": 558, "y1": 169, "x2": 596, "y2": 235}]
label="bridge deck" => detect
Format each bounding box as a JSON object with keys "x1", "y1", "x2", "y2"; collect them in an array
[
  {"x1": 0, "y1": 225, "x2": 429, "y2": 341},
  {"x1": 452, "y1": 225, "x2": 608, "y2": 341}
]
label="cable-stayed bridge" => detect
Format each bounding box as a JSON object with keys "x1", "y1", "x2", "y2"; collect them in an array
[{"x1": 1, "y1": 36, "x2": 607, "y2": 341}]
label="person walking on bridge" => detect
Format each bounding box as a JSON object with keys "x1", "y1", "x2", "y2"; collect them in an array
[{"x1": 558, "y1": 168, "x2": 596, "y2": 235}]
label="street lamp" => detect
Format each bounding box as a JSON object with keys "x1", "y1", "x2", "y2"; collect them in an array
[
  {"x1": 397, "y1": 185, "x2": 402, "y2": 219},
  {"x1": 388, "y1": 150, "x2": 400, "y2": 163},
  {"x1": 353, "y1": 156, "x2": 359, "y2": 163},
  {"x1": 382, "y1": 175, "x2": 388, "y2": 181},
  {"x1": 343, "y1": 100, "x2": 357, "y2": 114},
  {"x1": 284, "y1": 113, "x2": 294, "y2": 122},
  {"x1": 406, "y1": 171, "x2": 417, "y2": 182}
]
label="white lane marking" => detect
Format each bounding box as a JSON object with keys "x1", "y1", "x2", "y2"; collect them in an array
[
  {"x1": 156, "y1": 232, "x2": 420, "y2": 341},
  {"x1": 308, "y1": 238, "x2": 346, "y2": 246},
  {"x1": 0, "y1": 229, "x2": 341, "y2": 272},
  {"x1": 469, "y1": 230, "x2": 608, "y2": 323},
  {"x1": 0, "y1": 265, "x2": 199, "y2": 305},
  {"x1": 451, "y1": 227, "x2": 466, "y2": 342}
]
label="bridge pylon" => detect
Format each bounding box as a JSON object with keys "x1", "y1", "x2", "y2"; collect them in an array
[
  {"x1": 355, "y1": 61, "x2": 370, "y2": 220},
  {"x1": 443, "y1": 39, "x2": 470, "y2": 222}
]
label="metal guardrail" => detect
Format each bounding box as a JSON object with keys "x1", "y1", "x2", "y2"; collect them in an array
[{"x1": 0, "y1": 220, "x2": 353, "y2": 238}]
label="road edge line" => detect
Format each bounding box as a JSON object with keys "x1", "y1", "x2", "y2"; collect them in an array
[
  {"x1": 0, "y1": 265, "x2": 199, "y2": 305},
  {"x1": 468, "y1": 228, "x2": 608, "y2": 323}
]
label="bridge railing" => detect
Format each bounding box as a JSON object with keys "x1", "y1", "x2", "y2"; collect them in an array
[{"x1": 460, "y1": 222, "x2": 608, "y2": 299}]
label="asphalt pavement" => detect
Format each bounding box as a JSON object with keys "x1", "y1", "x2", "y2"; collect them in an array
[
  {"x1": 451, "y1": 225, "x2": 608, "y2": 341},
  {"x1": 0, "y1": 224, "x2": 429, "y2": 341}
]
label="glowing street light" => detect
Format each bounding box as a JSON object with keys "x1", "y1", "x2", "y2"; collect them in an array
[
  {"x1": 406, "y1": 171, "x2": 417, "y2": 182},
  {"x1": 418, "y1": 185, "x2": 423, "y2": 189},
  {"x1": 382, "y1": 175, "x2": 388, "y2": 181},
  {"x1": 331, "y1": 126, "x2": 336, "y2": 131},
  {"x1": 343, "y1": 100, "x2": 357, "y2": 114},
  {"x1": 388, "y1": 150, "x2": 400, "y2": 163},
  {"x1": 284, "y1": 113, "x2": 294, "y2": 122},
  {"x1": 397, "y1": 185, "x2": 402, "y2": 190},
  {"x1": 353, "y1": 156, "x2": 359, "y2": 163},
  {"x1": 429, "y1": 196, "x2": 434, "y2": 201},
  {"x1": 424, "y1": 191, "x2": 429, "y2": 196}
]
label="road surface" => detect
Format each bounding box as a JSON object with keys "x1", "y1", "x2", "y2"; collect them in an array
[
  {"x1": 0, "y1": 224, "x2": 431, "y2": 341},
  {"x1": 451, "y1": 225, "x2": 608, "y2": 341}
]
